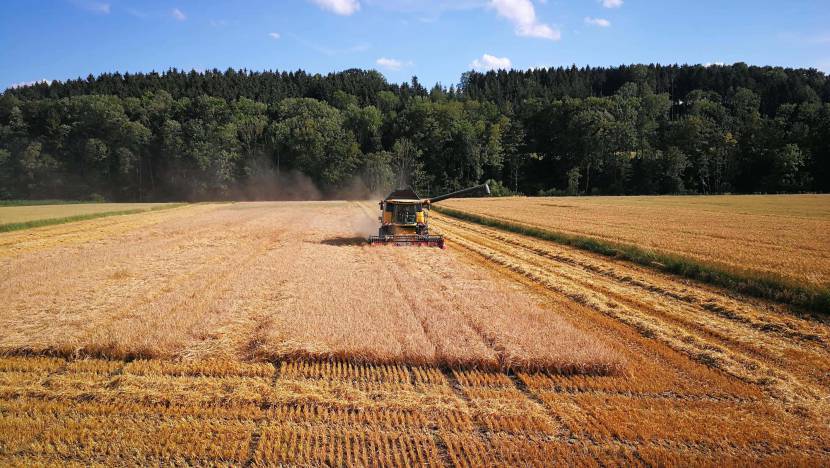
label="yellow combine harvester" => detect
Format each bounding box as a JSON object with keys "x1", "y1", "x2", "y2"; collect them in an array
[{"x1": 368, "y1": 183, "x2": 490, "y2": 248}]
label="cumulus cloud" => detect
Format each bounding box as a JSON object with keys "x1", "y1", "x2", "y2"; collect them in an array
[
  {"x1": 584, "y1": 17, "x2": 610, "y2": 27},
  {"x1": 172, "y1": 8, "x2": 186, "y2": 21},
  {"x1": 489, "y1": 0, "x2": 560, "y2": 40},
  {"x1": 268, "y1": 32, "x2": 281, "y2": 39},
  {"x1": 309, "y1": 0, "x2": 361, "y2": 15},
  {"x1": 376, "y1": 57, "x2": 413, "y2": 71},
  {"x1": 601, "y1": 0, "x2": 623, "y2": 8},
  {"x1": 470, "y1": 54, "x2": 512, "y2": 71}
]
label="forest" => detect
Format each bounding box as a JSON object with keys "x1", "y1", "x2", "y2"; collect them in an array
[{"x1": 1, "y1": 63, "x2": 828, "y2": 200}]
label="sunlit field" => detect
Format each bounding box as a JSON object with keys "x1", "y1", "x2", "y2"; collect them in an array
[
  {"x1": 441, "y1": 194, "x2": 830, "y2": 288},
  {"x1": 0, "y1": 201, "x2": 828, "y2": 465},
  {"x1": 0, "y1": 203, "x2": 174, "y2": 225}
]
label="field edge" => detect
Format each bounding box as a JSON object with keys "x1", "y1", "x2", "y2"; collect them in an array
[
  {"x1": 434, "y1": 205, "x2": 830, "y2": 315},
  {"x1": 0, "y1": 203, "x2": 189, "y2": 233}
]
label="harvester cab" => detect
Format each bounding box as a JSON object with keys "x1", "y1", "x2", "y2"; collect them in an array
[{"x1": 368, "y1": 183, "x2": 490, "y2": 248}]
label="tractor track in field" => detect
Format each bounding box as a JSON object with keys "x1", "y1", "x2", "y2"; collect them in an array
[{"x1": 433, "y1": 213, "x2": 830, "y2": 414}]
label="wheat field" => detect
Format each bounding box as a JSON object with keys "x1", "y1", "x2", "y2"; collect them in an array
[
  {"x1": 0, "y1": 201, "x2": 618, "y2": 373},
  {"x1": 0, "y1": 202, "x2": 174, "y2": 225},
  {"x1": 440, "y1": 194, "x2": 830, "y2": 289},
  {"x1": 0, "y1": 200, "x2": 828, "y2": 465}
]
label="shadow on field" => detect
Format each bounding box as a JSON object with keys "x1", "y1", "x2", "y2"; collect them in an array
[{"x1": 320, "y1": 236, "x2": 368, "y2": 246}]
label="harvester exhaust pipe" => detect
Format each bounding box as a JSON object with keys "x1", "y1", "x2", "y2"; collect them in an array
[{"x1": 425, "y1": 183, "x2": 490, "y2": 205}]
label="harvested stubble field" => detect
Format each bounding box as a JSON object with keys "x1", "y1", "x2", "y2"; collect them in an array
[{"x1": 0, "y1": 201, "x2": 829, "y2": 466}]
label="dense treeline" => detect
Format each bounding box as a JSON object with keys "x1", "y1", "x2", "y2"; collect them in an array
[{"x1": 1, "y1": 63, "x2": 828, "y2": 201}]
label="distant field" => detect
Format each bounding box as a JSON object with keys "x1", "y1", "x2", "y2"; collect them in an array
[
  {"x1": 441, "y1": 194, "x2": 830, "y2": 301},
  {"x1": 0, "y1": 202, "x2": 174, "y2": 226},
  {"x1": 0, "y1": 200, "x2": 97, "y2": 206}
]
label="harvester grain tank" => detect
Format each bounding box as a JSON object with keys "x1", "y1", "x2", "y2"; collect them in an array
[{"x1": 368, "y1": 183, "x2": 490, "y2": 248}]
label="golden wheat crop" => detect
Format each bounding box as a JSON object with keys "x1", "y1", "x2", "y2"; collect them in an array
[
  {"x1": 0, "y1": 202, "x2": 217, "y2": 258},
  {"x1": 2, "y1": 198, "x2": 830, "y2": 465},
  {"x1": 451, "y1": 369, "x2": 561, "y2": 436},
  {"x1": 0, "y1": 201, "x2": 620, "y2": 373},
  {"x1": 2, "y1": 355, "x2": 829, "y2": 465},
  {"x1": 0, "y1": 203, "x2": 174, "y2": 225},
  {"x1": 254, "y1": 424, "x2": 443, "y2": 466},
  {"x1": 441, "y1": 194, "x2": 830, "y2": 288},
  {"x1": 434, "y1": 213, "x2": 830, "y2": 409},
  {"x1": 440, "y1": 433, "x2": 648, "y2": 467}
]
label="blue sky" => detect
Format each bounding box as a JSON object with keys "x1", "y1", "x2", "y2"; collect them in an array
[{"x1": 2, "y1": 0, "x2": 829, "y2": 90}]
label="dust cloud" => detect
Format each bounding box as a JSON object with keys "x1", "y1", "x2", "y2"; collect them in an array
[
  {"x1": 232, "y1": 167, "x2": 388, "y2": 202},
  {"x1": 234, "y1": 170, "x2": 323, "y2": 201},
  {"x1": 353, "y1": 205, "x2": 380, "y2": 238},
  {"x1": 231, "y1": 165, "x2": 386, "y2": 238},
  {"x1": 336, "y1": 177, "x2": 388, "y2": 238}
]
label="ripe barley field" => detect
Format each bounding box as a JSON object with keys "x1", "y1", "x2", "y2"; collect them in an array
[
  {"x1": 0, "y1": 201, "x2": 618, "y2": 372},
  {"x1": 440, "y1": 194, "x2": 830, "y2": 290},
  {"x1": 0, "y1": 202, "x2": 176, "y2": 225},
  {"x1": 0, "y1": 200, "x2": 829, "y2": 465}
]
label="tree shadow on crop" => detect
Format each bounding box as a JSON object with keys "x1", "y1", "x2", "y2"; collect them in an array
[{"x1": 320, "y1": 236, "x2": 368, "y2": 247}]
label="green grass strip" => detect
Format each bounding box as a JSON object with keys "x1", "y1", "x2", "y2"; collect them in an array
[
  {"x1": 0, "y1": 199, "x2": 101, "y2": 206},
  {"x1": 0, "y1": 204, "x2": 188, "y2": 233},
  {"x1": 434, "y1": 205, "x2": 830, "y2": 315}
]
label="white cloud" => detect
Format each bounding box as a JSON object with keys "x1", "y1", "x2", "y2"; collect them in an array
[
  {"x1": 171, "y1": 8, "x2": 187, "y2": 21},
  {"x1": 807, "y1": 34, "x2": 830, "y2": 44},
  {"x1": 364, "y1": 0, "x2": 485, "y2": 22},
  {"x1": 89, "y1": 2, "x2": 110, "y2": 14},
  {"x1": 376, "y1": 57, "x2": 413, "y2": 71},
  {"x1": 309, "y1": 0, "x2": 361, "y2": 15},
  {"x1": 286, "y1": 32, "x2": 370, "y2": 55},
  {"x1": 126, "y1": 8, "x2": 147, "y2": 18},
  {"x1": 268, "y1": 32, "x2": 281, "y2": 39},
  {"x1": 6, "y1": 79, "x2": 52, "y2": 91},
  {"x1": 584, "y1": 17, "x2": 610, "y2": 27},
  {"x1": 778, "y1": 32, "x2": 830, "y2": 46},
  {"x1": 704, "y1": 62, "x2": 725, "y2": 67},
  {"x1": 470, "y1": 54, "x2": 512, "y2": 71},
  {"x1": 71, "y1": 0, "x2": 110, "y2": 14},
  {"x1": 601, "y1": 0, "x2": 623, "y2": 8},
  {"x1": 489, "y1": 0, "x2": 560, "y2": 40}
]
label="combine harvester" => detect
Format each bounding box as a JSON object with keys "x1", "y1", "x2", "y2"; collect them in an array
[{"x1": 368, "y1": 183, "x2": 490, "y2": 248}]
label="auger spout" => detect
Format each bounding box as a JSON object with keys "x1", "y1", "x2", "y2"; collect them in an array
[{"x1": 425, "y1": 183, "x2": 490, "y2": 205}]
